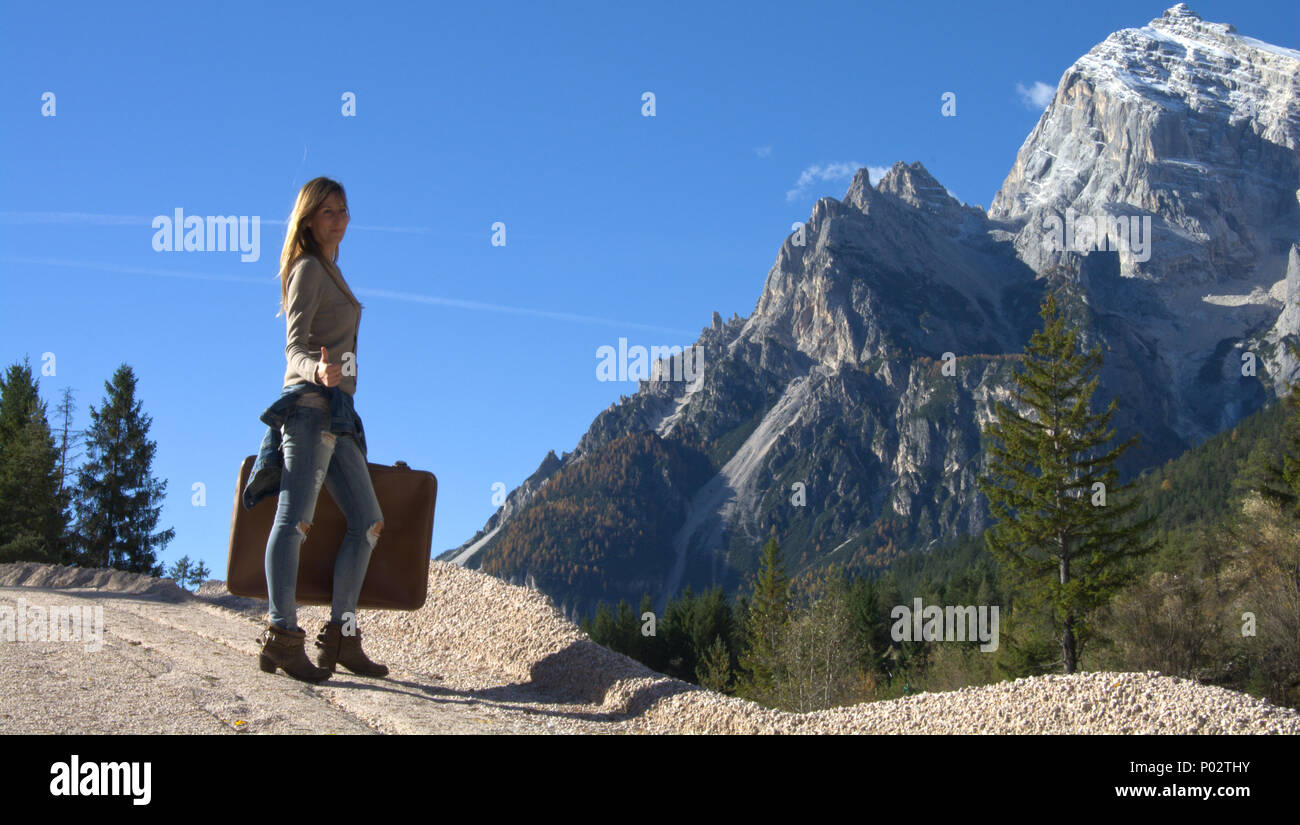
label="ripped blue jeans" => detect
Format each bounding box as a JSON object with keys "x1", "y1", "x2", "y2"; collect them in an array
[{"x1": 264, "y1": 391, "x2": 384, "y2": 631}]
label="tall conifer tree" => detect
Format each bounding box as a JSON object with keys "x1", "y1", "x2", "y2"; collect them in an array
[
  {"x1": 737, "y1": 533, "x2": 791, "y2": 701},
  {"x1": 0, "y1": 358, "x2": 70, "y2": 563},
  {"x1": 978, "y1": 291, "x2": 1154, "y2": 673},
  {"x1": 73, "y1": 364, "x2": 173, "y2": 573}
]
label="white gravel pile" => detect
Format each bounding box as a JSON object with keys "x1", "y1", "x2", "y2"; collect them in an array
[
  {"x1": 261, "y1": 561, "x2": 1300, "y2": 734},
  {"x1": 4, "y1": 561, "x2": 1298, "y2": 734},
  {"x1": 0, "y1": 562, "x2": 190, "y2": 602},
  {"x1": 637, "y1": 671, "x2": 1300, "y2": 734}
]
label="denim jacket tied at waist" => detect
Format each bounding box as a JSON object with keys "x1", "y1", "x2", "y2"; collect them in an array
[{"x1": 241, "y1": 383, "x2": 367, "y2": 510}]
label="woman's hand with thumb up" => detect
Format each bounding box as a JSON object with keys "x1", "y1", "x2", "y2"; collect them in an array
[{"x1": 315, "y1": 346, "x2": 343, "y2": 387}]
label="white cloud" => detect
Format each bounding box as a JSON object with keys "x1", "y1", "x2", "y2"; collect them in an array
[
  {"x1": 754, "y1": 145, "x2": 772, "y2": 158},
  {"x1": 1015, "y1": 81, "x2": 1055, "y2": 110},
  {"x1": 868, "y1": 166, "x2": 892, "y2": 186},
  {"x1": 786, "y1": 160, "x2": 865, "y2": 202}
]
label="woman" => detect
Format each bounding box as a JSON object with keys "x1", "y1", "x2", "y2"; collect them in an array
[{"x1": 256, "y1": 176, "x2": 388, "y2": 683}]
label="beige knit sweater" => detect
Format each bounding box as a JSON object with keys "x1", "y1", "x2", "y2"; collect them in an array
[{"x1": 282, "y1": 254, "x2": 362, "y2": 396}]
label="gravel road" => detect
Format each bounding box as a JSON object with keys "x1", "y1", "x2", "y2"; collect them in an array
[{"x1": 2, "y1": 561, "x2": 1296, "y2": 734}]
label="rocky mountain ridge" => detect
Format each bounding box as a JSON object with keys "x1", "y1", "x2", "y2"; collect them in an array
[{"x1": 442, "y1": 6, "x2": 1300, "y2": 618}]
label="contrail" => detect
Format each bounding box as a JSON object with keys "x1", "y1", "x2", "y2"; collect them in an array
[
  {"x1": 1, "y1": 256, "x2": 698, "y2": 335},
  {"x1": 0, "y1": 211, "x2": 431, "y2": 234},
  {"x1": 356, "y1": 286, "x2": 697, "y2": 335},
  {"x1": 0, "y1": 212, "x2": 156, "y2": 226},
  {"x1": 0, "y1": 256, "x2": 266, "y2": 284}
]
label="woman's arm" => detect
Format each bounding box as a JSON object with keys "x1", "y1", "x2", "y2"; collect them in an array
[{"x1": 284, "y1": 257, "x2": 324, "y2": 384}]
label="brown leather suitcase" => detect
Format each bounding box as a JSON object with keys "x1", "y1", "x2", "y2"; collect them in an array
[{"x1": 226, "y1": 457, "x2": 436, "y2": 610}]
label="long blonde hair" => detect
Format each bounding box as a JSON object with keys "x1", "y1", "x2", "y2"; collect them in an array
[{"x1": 275, "y1": 177, "x2": 349, "y2": 317}]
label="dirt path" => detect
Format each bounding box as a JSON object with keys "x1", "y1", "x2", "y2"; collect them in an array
[
  {"x1": 4, "y1": 562, "x2": 1298, "y2": 735},
  {"x1": 0, "y1": 586, "x2": 638, "y2": 735}
]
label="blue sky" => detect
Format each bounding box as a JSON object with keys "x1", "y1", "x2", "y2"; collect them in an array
[{"x1": 1, "y1": 0, "x2": 1294, "y2": 579}]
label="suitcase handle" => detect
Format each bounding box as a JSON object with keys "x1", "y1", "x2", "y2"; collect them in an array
[{"x1": 394, "y1": 460, "x2": 409, "y2": 470}]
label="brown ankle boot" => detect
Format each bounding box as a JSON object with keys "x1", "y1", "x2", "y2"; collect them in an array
[
  {"x1": 258, "y1": 623, "x2": 331, "y2": 683},
  {"x1": 315, "y1": 620, "x2": 389, "y2": 678}
]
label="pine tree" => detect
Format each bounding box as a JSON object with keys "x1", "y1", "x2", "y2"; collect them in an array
[
  {"x1": 53, "y1": 388, "x2": 81, "y2": 493},
  {"x1": 637, "y1": 592, "x2": 666, "y2": 673},
  {"x1": 73, "y1": 364, "x2": 174, "y2": 574},
  {"x1": 737, "y1": 533, "x2": 791, "y2": 702},
  {"x1": 690, "y1": 587, "x2": 733, "y2": 673},
  {"x1": 191, "y1": 558, "x2": 211, "y2": 587},
  {"x1": 662, "y1": 586, "x2": 696, "y2": 680},
  {"x1": 166, "y1": 556, "x2": 193, "y2": 590},
  {"x1": 978, "y1": 291, "x2": 1155, "y2": 674},
  {"x1": 613, "y1": 598, "x2": 639, "y2": 659},
  {"x1": 0, "y1": 358, "x2": 71, "y2": 563},
  {"x1": 696, "y1": 635, "x2": 732, "y2": 693},
  {"x1": 590, "y1": 601, "x2": 615, "y2": 645}
]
